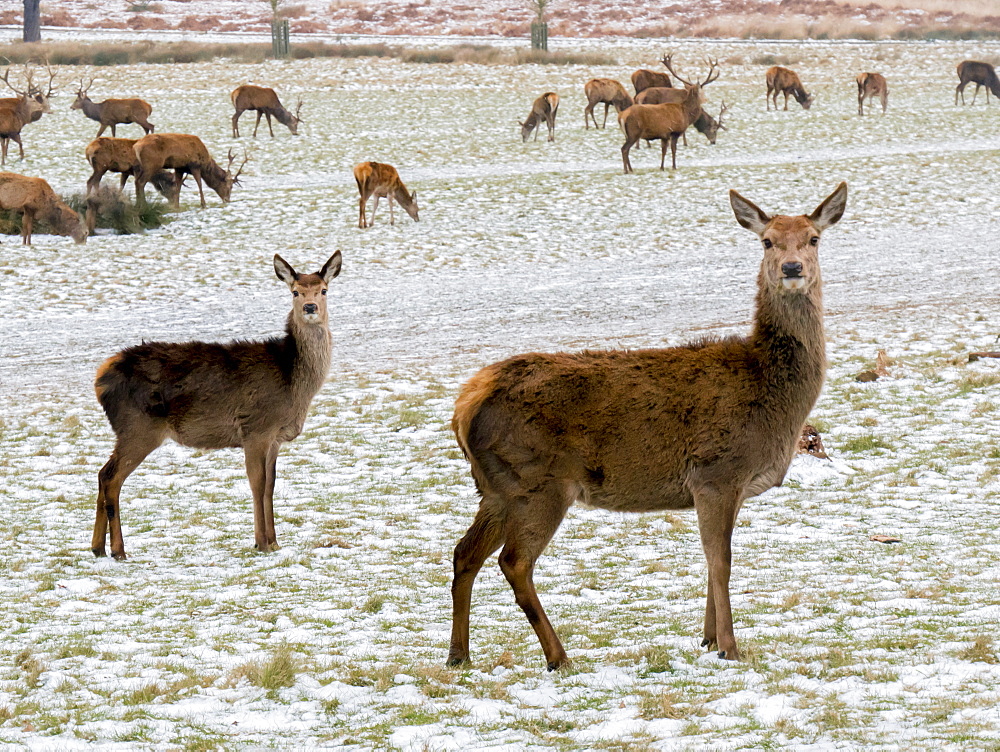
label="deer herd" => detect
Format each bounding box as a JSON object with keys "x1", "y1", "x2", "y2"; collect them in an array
[{"x1": 0, "y1": 49, "x2": 990, "y2": 671}]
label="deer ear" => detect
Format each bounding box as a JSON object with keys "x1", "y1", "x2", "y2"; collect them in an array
[
  {"x1": 319, "y1": 250, "x2": 342, "y2": 283},
  {"x1": 274, "y1": 254, "x2": 297, "y2": 288},
  {"x1": 730, "y1": 190, "x2": 770, "y2": 236},
  {"x1": 809, "y1": 181, "x2": 847, "y2": 231}
]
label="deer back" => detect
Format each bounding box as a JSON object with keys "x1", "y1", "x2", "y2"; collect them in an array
[
  {"x1": 631, "y1": 69, "x2": 672, "y2": 94},
  {"x1": 86, "y1": 137, "x2": 141, "y2": 173},
  {"x1": 231, "y1": 84, "x2": 282, "y2": 112},
  {"x1": 134, "y1": 133, "x2": 212, "y2": 173}
]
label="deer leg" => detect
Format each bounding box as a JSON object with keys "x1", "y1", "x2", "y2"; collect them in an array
[
  {"x1": 783, "y1": 92, "x2": 789, "y2": 111},
  {"x1": 388, "y1": 195, "x2": 395, "y2": 225},
  {"x1": 601, "y1": 103, "x2": 610, "y2": 129},
  {"x1": 358, "y1": 194, "x2": 367, "y2": 228},
  {"x1": 94, "y1": 435, "x2": 161, "y2": 560},
  {"x1": 21, "y1": 210, "x2": 32, "y2": 245},
  {"x1": 252, "y1": 111, "x2": 262, "y2": 137},
  {"x1": 262, "y1": 441, "x2": 280, "y2": 549},
  {"x1": 497, "y1": 482, "x2": 575, "y2": 671},
  {"x1": 659, "y1": 138, "x2": 669, "y2": 170},
  {"x1": 1, "y1": 137, "x2": 7, "y2": 166},
  {"x1": 881, "y1": 91, "x2": 888, "y2": 114},
  {"x1": 622, "y1": 136, "x2": 638, "y2": 174},
  {"x1": 245, "y1": 441, "x2": 280, "y2": 552},
  {"x1": 669, "y1": 133, "x2": 679, "y2": 170},
  {"x1": 971, "y1": 84, "x2": 980, "y2": 105},
  {"x1": 266, "y1": 113, "x2": 275, "y2": 138},
  {"x1": 110, "y1": 124, "x2": 117, "y2": 137},
  {"x1": 370, "y1": 195, "x2": 380, "y2": 226},
  {"x1": 693, "y1": 485, "x2": 743, "y2": 660},
  {"x1": 584, "y1": 103, "x2": 592, "y2": 129},
  {"x1": 447, "y1": 499, "x2": 507, "y2": 666},
  {"x1": 232, "y1": 110, "x2": 241, "y2": 138},
  {"x1": 191, "y1": 167, "x2": 207, "y2": 209}
]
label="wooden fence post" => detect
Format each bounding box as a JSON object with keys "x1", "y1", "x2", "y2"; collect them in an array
[
  {"x1": 530, "y1": 21, "x2": 548, "y2": 51},
  {"x1": 271, "y1": 18, "x2": 290, "y2": 58}
]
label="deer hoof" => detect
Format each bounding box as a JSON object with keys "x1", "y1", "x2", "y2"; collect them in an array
[
  {"x1": 701, "y1": 637, "x2": 717, "y2": 650},
  {"x1": 91, "y1": 547, "x2": 106, "y2": 558},
  {"x1": 445, "y1": 654, "x2": 468, "y2": 668},
  {"x1": 111, "y1": 550, "x2": 128, "y2": 561}
]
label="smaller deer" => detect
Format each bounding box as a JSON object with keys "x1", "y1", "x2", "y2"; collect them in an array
[
  {"x1": 856, "y1": 72, "x2": 888, "y2": 115},
  {"x1": 84, "y1": 137, "x2": 184, "y2": 214},
  {"x1": 766, "y1": 66, "x2": 814, "y2": 111},
  {"x1": 446, "y1": 182, "x2": 847, "y2": 671},
  {"x1": 0, "y1": 172, "x2": 87, "y2": 244},
  {"x1": 520, "y1": 92, "x2": 559, "y2": 142},
  {"x1": 132, "y1": 133, "x2": 247, "y2": 209},
  {"x1": 955, "y1": 61, "x2": 1000, "y2": 105},
  {"x1": 71, "y1": 77, "x2": 155, "y2": 137},
  {"x1": 630, "y1": 56, "x2": 674, "y2": 94},
  {"x1": 92, "y1": 251, "x2": 342, "y2": 560},
  {"x1": 583, "y1": 79, "x2": 634, "y2": 129},
  {"x1": 231, "y1": 84, "x2": 302, "y2": 137},
  {"x1": 353, "y1": 161, "x2": 419, "y2": 228}
]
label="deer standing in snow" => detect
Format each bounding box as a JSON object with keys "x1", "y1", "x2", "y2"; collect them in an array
[
  {"x1": 71, "y1": 77, "x2": 154, "y2": 137},
  {"x1": 0, "y1": 172, "x2": 87, "y2": 244},
  {"x1": 132, "y1": 133, "x2": 246, "y2": 209},
  {"x1": 231, "y1": 84, "x2": 302, "y2": 137},
  {"x1": 91, "y1": 252, "x2": 343, "y2": 560},
  {"x1": 583, "y1": 78, "x2": 634, "y2": 129},
  {"x1": 766, "y1": 66, "x2": 814, "y2": 111},
  {"x1": 446, "y1": 182, "x2": 848, "y2": 670},
  {"x1": 955, "y1": 61, "x2": 1000, "y2": 105},
  {"x1": 856, "y1": 72, "x2": 888, "y2": 115},
  {"x1": 353, "y1": 161, "x2": 418, "y2": 228},
  {"x1": 520, "y1": 92, "x2": 559, "y2": 142}
]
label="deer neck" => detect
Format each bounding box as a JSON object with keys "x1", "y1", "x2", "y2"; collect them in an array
[
  {"x1": 682, "y1": 86, "x2": 702, "y2": 124},
  {"x1": 285, "y1": 311, "x2": 332, "y2": 400},
  {"x1": 81, "y1": 97, "x2": 101, "y2": 120},
  {"x1": 273, "y1": 106, "x2": 293, "y2": 125},
  {"x1": 749, "y1": 274, "x2": 826, "y2": 408}
]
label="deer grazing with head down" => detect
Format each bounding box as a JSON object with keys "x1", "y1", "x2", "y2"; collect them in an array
[
  {"x1": 630, "y1": 56, "x2": 674, "y2": 94},
  {"x1": 856, "y1": 72, "x2": 888, "y2": 115},
  {"x1": 91, "y1": 252, "x2": 342, "y2": 560},
  {"x1": 520, "y1": 92, "x2": 559, "y2": 142},
  {"x1": 583, "y1": 78, "x2": 634, "y2": 129},
  {"x1": 353, "y1": 161, "x2": 418, "y2": 228},
  {"x1": 0, "y1": 172, "x2": 87, "y2": 244},
  {"x1": 71, "y1": 77, "x2": 154, "y2": 137},
  {"x1": 446, "y1": 182, "x2": 848, "y2": 670},
  {"x1": 85, "y1": 137, "x2": 183, "y2": 200},
  {"x1": 132, "y1": 133, "x2": 246, "y2": 208},
  {"x1": 633, "y1": 87, "x2": 728, "y2": 145},
  {"x1": 231, "y1": 84, "x2": 302, "y2": 137},
  {"x1": 621, "y1": 57, "x2": 720, "y2": 172},
  {"x1": 766, "y1": 66, "x2": 814, "y2": 111},
  {"x1": 955, "y1": 60, "x2": 1000, "y2": 105}
]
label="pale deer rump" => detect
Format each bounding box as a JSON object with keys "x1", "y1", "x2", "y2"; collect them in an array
[
  {"x1": 454, "y1": 342, "x2": 814, "y2": 516},
  {"x1": 95, "y1": 334, "x2": 325, "y2": 451}
]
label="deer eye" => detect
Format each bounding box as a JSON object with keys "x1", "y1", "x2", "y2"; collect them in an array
[
  {"x1": 322, "y1": 289, "x2": 327, "y2": 295},
  {"x1": 292, "y1": 291, "x2": 299, "y2": 297},
  {"x1": 762, "y1": 238, "x2": 773, "y2": 249},
  {"x1": 809, "y1": 236, "x2": 819, "y2": 246}
]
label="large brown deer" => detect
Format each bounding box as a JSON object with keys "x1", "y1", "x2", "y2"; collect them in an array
[
  {"x1": 621, "y1": 58, "x2": 719, "y2": 172},
  {"x1": 856, "y1": 72, "x2": 888, "y2": 115},
  {"x1": 0, "y1": 172, "x2": 87, "y2": 245},
  {"x1": 583, "y1": 79, "x2": 634, "y2": 129},
  {"x1": 955, "y1": 60, "x2": 1000, "y2": 105},
  {"x1": 0, "y1": 63, "x2": 56, "y2": 125},
  {"x1": 446, "y1": 182, "x2": 848, "y2": 670},
  {"x1": 520, "y1": 92, "x2": 559, "y2": 142},
  {"x1": 231, "y1": 84, "x2": 302, "y2": 137},
  {"x1": 132, "y1": 133, "x2": 246, "y2": 209},
  {"x1": 71, "y1": 77, "x2": 154, "y2": 137},
  {"x1": 633, "y1": 88, "x2": 728, "y2": 145},
  {"x1": 91, "y1": 251, "x2": 343, "y2": 560},
  {"x1": 766, "y1": 66, "x2": 814, "y2": 111},
  {"x1": 0, "y1": 108, "x2": 27, "y2": 166},
  {"x1": 353, "y1": 161, "x2": 419, "y2": 228},
  {"x1": 630, "y1": 56, "x2": 674, "y2": 94}
]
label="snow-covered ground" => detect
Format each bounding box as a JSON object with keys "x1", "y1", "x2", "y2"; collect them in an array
[{"x1": 1, "y1": 36, "x2": 1000, "y2": 749}]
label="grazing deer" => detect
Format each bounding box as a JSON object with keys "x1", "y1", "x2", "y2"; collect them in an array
[
  {"x1": 630, "y1": 56, "x2": 674, "y2": 94},
  {"x1": 520, "y1": 92, "x2": 559, "y2": 142},
  {"x1": 583, "y1": 79, "x2": 634, "y2": 129},
  {"x1": 91, "y1": 251, "x2": 343, "y2": 561},
  {"x1": 621, "y1": 58, "x2": 720, "y2": 172},
  {"x1": 766, "y1": 66, "x2": 814, "y2": 111},
  {"x1": 353, "y1": 161, "x2": 419, "y2": 228},
  {"x1": 71, "y1": 77, "x2": 154, "y2": 137},
  {"x1": 856, "y1": 72, "x2": 888, "y2": 115},
  {"x1": 955, "y1": 60, "x2": 1000, "y2": 105},
  {"x1": 231, "y1": 84, "x2": 302, "y2": 137},
  {"x1": 132, "y1": 133, "x2": 246, "y2": 209},
  {"x1": 446, "y1": 182, "x2": 848, "y2": 670},
  {"x1": 0, "y1": 172, "x2": 87, "y2": 245},
  {"x1": 633, "y1": 88, "x2": 728, "y2": 145}
]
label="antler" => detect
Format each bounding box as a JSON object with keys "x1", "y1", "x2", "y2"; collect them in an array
[
  {"x1": 717, "y1": 100, "x2": 729, "y2": 130},
  {"x1": 1, "y1": 66, "x2": 27, "y2": 97},
  {"x1": 700, "y1": 57, "x2": 721, "y2": 87},
  {"x1": 39, "y1": 59, "x2": 57, "y2": 97},
  {"x1": 227, "y1": 148, "x2": 250, "y2": 184},
  {"x1": 76, "y1": 75, "x2": 95, "y2": 97},
  {"x1": 294, "y1": 97, "x2": 304, "y2": 123},
  {"x1": 661, "y1": 52, "x2": 693, "y2": 87}
]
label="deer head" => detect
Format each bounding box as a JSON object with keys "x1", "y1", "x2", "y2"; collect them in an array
[
  {"x1": 274, "y1": 251, "x2": 342, "y2": 326},
  {"x1": 703, "y1": 100, "x2": 729, "y2": 144},
  {"x1": 217, "y1": 148, "x2": 250, "y2": 202},
  {"x1": 288, "y1": 98, "x2": 304, "y2": 135},
  {"x1": 71, "y1": 76, "x2": 95, "y2": 110}
]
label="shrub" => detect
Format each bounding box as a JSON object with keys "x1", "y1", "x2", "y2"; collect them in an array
[{"x1": 62, "y1": 188, "x2": 170, "y2": 235}]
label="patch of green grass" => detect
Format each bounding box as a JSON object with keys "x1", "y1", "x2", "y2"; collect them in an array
[
  {"x1": 840, "y1": 434, "x2": 891, "y2": 453},
  {"x1": 231, "y1": 644, "x2": 301, "y2": 690}
]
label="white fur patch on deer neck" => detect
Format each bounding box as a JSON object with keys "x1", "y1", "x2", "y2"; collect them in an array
[{"x1": 781, "y1": 277, "x2": 807, "y2": 291}]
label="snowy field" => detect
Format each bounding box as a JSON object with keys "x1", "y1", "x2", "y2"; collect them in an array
[{"x1": 2, "y1": 37, "x2": 1000, "y2": 750}]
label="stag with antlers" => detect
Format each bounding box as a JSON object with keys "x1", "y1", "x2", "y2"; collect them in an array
[
  {"x1": 132, "y1": 134, "x2": 247, "y2": 209},
  {"x1": 71, "y1": 76, "x2": 154, "y2": 137}
]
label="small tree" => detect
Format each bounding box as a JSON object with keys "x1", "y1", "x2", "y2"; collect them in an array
[
  {"x1": 525, "y1": 0, "x2": 554, "y2": 51},
  {"x1": 23, "y1": 0, "x2": 41, "y2": 43}
]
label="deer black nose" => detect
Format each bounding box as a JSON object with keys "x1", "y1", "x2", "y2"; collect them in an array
[
  {"x1": 303, "y1": 303, "x2": 318, "y2": 315},
  {"x1": 781, "y1": 262, "x2": 803, "y2": 278}
]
